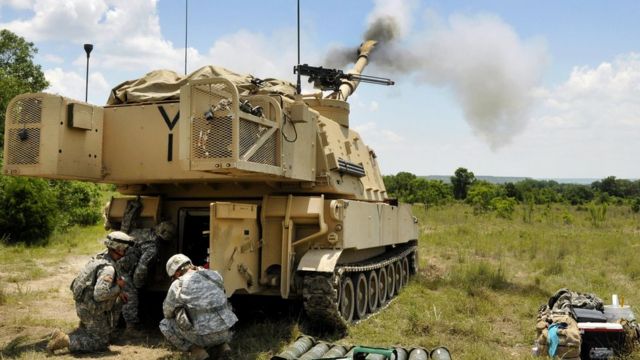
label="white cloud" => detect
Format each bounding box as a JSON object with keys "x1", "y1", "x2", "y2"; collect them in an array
[
  {"x1": 534, "y1": 53, "x2": 640, "y2": 132},
  {"x1": 0, "y1": 0, "x2": 34, "y2": 9},
  {"x1": 1, "y1": 0, "x2": 189, "y2": 73},
  {"x1": 43, "y1": 53, "x2": 64, "y2": 63},
  {"x1": 44, "y1": 67, "x2": 109, "y2": 103},
  {"x1": 354, "y1": 121, "x2": 404, "y2": 145},
  {"x1": 203, "y1": 29, "x2": 300, "y2": 81}
]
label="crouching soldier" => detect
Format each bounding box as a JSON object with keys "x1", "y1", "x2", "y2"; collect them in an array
[
  {"x1": 47, "y1": 231, "x2": 134, "y2": 354},
  {"x1": 119, "y1": 222, "x2": 174, "y2": 332},
  {"x1": 160, "y1": 254, "x2": 237, "y2": 360}
]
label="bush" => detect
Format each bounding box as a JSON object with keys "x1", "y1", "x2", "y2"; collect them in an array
[
  {"x1": 490, "y1": 197, "x2": 517, "y2": 219},
  {"x1": 53, "y1": 180, "x2": 103, "y2": 227},
  {"x1": 0, "y1": 176, "x2": 57, "y2": 244},
  {"x1": 632, "y1": 198, "x2": 640, "y2": 213},
  {"x1": 467, "y1": 181, "x2": 501, "y2": 213}
]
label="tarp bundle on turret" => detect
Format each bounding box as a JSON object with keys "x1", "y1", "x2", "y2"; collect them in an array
[{"x1": 107, "y1": 65, "x2": 296, "y2": 105}]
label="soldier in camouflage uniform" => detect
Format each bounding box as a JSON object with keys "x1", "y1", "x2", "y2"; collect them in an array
[
  {"x1": 109, "y1": 198, "x2": 175, "y2": 330},
  {"x1": 160, "y1": 254, "x2": 237, "y2": 360},
  {"x1": 47, "y1": 231, "x2": 134, "y2": 354}
]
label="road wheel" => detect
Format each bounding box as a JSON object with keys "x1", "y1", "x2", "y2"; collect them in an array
[
  {"x1": 386, "y1": 263, "x2": 396, "y2": 299},
  {"x1": 394, "y1": 261, "x2": 403, "y2": 293},
  {"x1": 353, "y1": 273, "x2": 368, "y2": 319},
  {"x1": 339, "y1": 276, "x2": 355, "y2": 322},
  {"x1": 401, "y1": 257, "x2": 410, "y2": 286},
  {"x1": 367, "y1": 270, "x2": 379, "y2": 313},
  {"x1": 377, "y1": 267, "x2": 388, "y2": 305}
]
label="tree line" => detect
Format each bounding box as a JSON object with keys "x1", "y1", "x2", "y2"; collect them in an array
[{"x1": 384, "y1": 168, "x2": 640, "y2": 216}]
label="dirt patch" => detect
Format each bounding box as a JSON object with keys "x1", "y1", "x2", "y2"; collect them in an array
[
  {"x1": 420, "y1": 257, "x2": 446, "y2": 282},
  {"x1": 0, "y1": 254, "x2": 179, "y2": 359}
]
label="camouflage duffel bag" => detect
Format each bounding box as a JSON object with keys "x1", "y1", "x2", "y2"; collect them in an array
[{"x1": 536, "y1": 314, "x2": 581, "y2": 359}]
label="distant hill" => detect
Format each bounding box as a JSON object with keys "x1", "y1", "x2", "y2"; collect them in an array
[{"x1": 423, "y1": 175, "x2": 597, "y2": 185}]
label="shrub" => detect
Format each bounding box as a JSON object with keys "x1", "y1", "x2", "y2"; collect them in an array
[
  {"x1": 490, "y1": 197, "x2": 517, "y2": 219},
  {"x1": 632, "y1": 198, "x2": 640, "y2": 213},
  {"x1": 52, "y1": 180, "x2": 102, "y2": 227},
  {"x1": 0, "y1": 176, "x2": 57, "y2": 244},
  {"x1": 467, "y1": 181, "x2": 501, "y2": 213},
  {"x1": 588, "y1": 202, "x2": 607, "y2": 227}
]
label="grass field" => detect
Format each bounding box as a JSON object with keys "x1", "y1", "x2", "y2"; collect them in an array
[{"x1": 1, "y1": 203, "x2": 639, "y2": 359}]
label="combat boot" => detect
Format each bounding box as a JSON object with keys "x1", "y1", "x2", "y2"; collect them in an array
[
  {"x1": 189, "y1": 345, "x2": 209, "y2": 360},
  {"x1": 216, "y1": 343, "x2": 233, "y2": 360},
  {"x1": 46, "y1": 329, "x2": 70, "y2": 354}
]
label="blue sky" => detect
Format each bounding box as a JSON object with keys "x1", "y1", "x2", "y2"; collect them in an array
[{"x1": 1, "y1": 0, "x2": 639, "y2": 179}]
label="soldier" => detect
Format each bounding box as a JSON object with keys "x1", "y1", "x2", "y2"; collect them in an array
[
  {"x1": 106, "y1": 197, "x2": 175, "y2": 332},
  {"x1": 47, "y1": 231, "x2": 134, "y2": 354},
  {"x1": 120, "y1": 222, "x2": 175, "y2": 331},
  {"x1": 160, "y1": 254, "x2": 237, "y2": 360}
]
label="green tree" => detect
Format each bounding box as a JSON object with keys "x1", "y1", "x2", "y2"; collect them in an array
[
  {"x1": 0, "y1": 29, "x2": 49, "y2": 148},
  {"x1": 0, "y1": 170, "x2": 57, "y2": 244},
  {"x1": 451, "y1": 167, "x2": 475, "y2": 200},
  {"x1": 466, "y1": 181, "x2": 501, "y2": 213}
]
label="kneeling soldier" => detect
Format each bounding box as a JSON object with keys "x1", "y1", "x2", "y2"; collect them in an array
[
  {"x1": 47, "y1": 231, "x2": 134, "y2": 354},
  {"x1": 160, "y1": 254, "x2": 237, "y2": 360}
]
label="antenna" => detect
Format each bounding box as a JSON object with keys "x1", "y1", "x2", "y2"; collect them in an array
[
  {"x1": 184, "y1": 0, "x2": 188, "y2": 75},
  {"x1": 296, "y1": 0, "x2": 301, "y2": 94},
  {"x1": 83, "y1": 44, "x2": 93, "y2": 102}
]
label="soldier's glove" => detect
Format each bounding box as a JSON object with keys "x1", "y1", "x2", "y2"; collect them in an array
[{"x1": 119, "y1": 292, "x2": 129, "y2": 304}]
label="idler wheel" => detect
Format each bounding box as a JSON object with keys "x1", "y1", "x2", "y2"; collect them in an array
[
  {"x1": 339, "y1": 276, "x2": 355, "y2": 322},
  {"x1": 353, "y1": 272, "x2": 368, "y2": 319},
  {"x1": 367, "y1": 270, "x2": 379, "y2": 313}
]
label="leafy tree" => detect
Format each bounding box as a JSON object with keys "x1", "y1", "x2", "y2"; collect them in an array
[
  {"x1": 0, "y1": 29, "x2": 49, "y2": 148},
  {"x1": 466, "y1": 181, "x2": 501, "y2": 212},
  {"x1": 0, "y1": 171, "x2": 57, "y2": 244},
  {"x1": 451, "y1": 167, "x2": 475, "y2": 200},
  {"x1": 53, "y1": 180, "x2": 103, "y2": 227}
]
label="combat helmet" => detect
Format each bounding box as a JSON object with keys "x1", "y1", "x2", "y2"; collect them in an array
[
  {"x1": 103, "y1": 231, "x2": 135, "y2": 252},
  {"x1": 166, "y1": 254, "x2": 192, "y2": 277}
]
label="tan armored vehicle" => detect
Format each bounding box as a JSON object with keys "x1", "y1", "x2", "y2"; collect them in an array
[{"x1": 3, "y1": 40, "x2": 417, "y2": 329}]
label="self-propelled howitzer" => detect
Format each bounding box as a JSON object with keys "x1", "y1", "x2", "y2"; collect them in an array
[{"x1": 3, "y1": 40, "x2": 417, "y2": 330}]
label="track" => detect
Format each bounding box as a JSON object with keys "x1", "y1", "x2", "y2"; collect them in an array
[{"x1": 302, "y1": 244, "x2": 417, "y2": 331}]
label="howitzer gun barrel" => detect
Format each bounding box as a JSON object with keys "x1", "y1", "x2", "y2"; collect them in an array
[{"x1": 330, "y1": 40, "x2": 377, "y2": 100}]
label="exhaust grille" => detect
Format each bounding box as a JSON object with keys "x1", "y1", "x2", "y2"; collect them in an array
[
  {"x1": 7, "y1": 128, "x2": 41, "y2": 165},
  {"x1": 9, "y1": 97, "x2": 42, "y2": 125},
  {"x1": 6, "y1": 97, "x2": 43, "y2": 165}
]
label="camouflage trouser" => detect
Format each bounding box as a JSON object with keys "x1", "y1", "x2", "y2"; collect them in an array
[
  {"x1": 69, "y1": 308, "x2": 119, "y2": 352},
  {"x1": 121, "y1": 274, "x2": 139, "y2": 325},
  {"x1": 159, "y1": 318, "x2": 232, "y2": 351}
]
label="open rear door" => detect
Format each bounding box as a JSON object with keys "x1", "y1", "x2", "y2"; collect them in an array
[{"x1": 209, "y1": 202, "x2": 260, "y2": 295}]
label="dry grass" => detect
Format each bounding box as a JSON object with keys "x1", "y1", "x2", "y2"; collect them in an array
[{"x1": 1, "y1": 204, "x2": 640, "y2": 359}]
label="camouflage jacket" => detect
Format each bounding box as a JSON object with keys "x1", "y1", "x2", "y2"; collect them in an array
[
  {"x1": 163, "y1": 268, "x2": 238, "y2": 335},
  {"x1": 93, "y1": 251, "x2": 122, "y2": 302}
]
